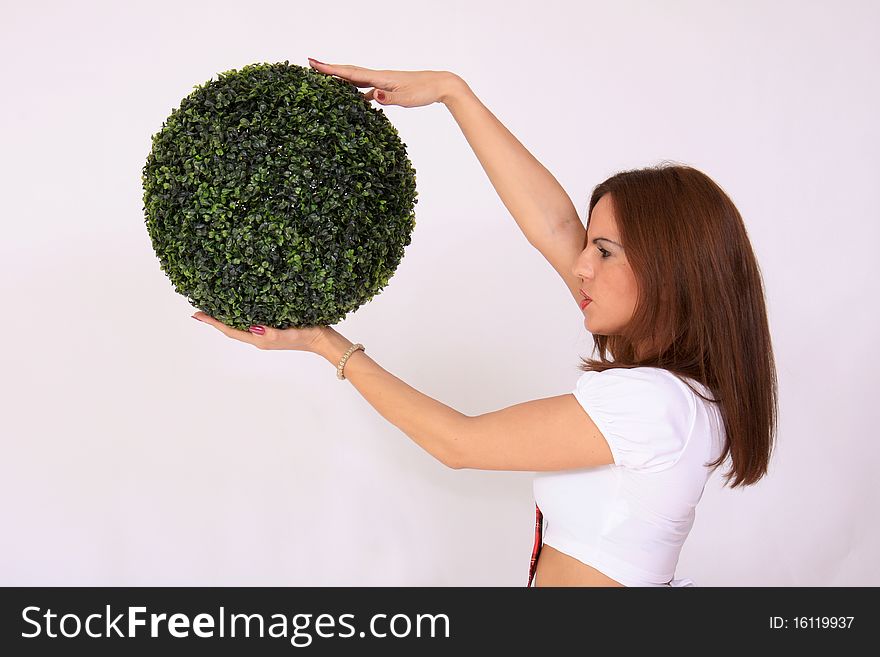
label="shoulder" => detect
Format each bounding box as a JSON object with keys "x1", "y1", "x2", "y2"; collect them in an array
[
  {"x1": 576, "y1": 367, "x2": 696, "y2": 408},
  {"x1": 572, "y1": 367, "x2": 697, "y2": 472}
]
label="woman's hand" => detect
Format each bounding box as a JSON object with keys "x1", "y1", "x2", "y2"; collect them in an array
[
  {"x1": 307, "y1": 57, "x2": 462, "y2": 108},
  {"x1": 192, "y1": 312, "x2": 329, "y2": 353}
]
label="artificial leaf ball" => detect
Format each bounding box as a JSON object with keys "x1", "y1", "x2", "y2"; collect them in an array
[{"x1": 142, "y1": 60, "x2": 418, "y2": 330}]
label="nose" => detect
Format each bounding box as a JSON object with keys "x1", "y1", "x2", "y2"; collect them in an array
[{"x1": 572, "y1": 253, "x2": 593, "y2": 280}]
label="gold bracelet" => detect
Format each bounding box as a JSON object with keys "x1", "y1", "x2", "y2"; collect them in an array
[{"x1": 336, "y1": 343, "x2": 365, "y2": 380}]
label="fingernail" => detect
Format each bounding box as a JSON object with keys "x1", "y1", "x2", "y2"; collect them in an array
[
  {"x1": 249, "y1": 326, "x2": 265, "y2": 335},
  {"x1": 308, "y1": 57, "x2": 325, "y2": 65},
  {"x1": 376, "y1": 90, "x2": 386, "y2": 101},
  {"x1": 192, "y1": 316, "x2": 203, "y2": 323}
]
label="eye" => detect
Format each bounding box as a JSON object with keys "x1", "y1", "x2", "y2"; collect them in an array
[{"x1": 597, "y1": 246, "x2": 611, "y2": 258}]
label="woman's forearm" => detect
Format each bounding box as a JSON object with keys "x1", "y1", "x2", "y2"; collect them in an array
[
  {"x1": 440, "y1": 74, "x2": 581, "y2": 246},
  {"x1": 311, "y1": 327, "x2": 467, "y2": 469}
]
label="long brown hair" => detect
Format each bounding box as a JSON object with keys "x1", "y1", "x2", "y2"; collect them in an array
[{"x1": 578, "y1": 161, "x2": 777, "y2": 488}]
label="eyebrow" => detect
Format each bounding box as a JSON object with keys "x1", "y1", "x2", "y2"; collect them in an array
[{"x1": 592, "y1": 237, "x2": 623, "y2": 248}]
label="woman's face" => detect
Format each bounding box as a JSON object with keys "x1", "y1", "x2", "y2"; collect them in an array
[{"x1": 571, "y1": 194, "x2": 640, "y2": 336}]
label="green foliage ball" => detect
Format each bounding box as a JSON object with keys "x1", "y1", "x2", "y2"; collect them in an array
[{"x1": 142, "y1": 60, "x2": 418, "y2": 330}]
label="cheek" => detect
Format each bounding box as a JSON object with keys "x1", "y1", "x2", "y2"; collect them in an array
[
  {"x1": 617, "y1": 266, "x2": 637, "y2": 293},
  {"x1": 612, "y1": 271, "x2": 640, "y2": 311}
]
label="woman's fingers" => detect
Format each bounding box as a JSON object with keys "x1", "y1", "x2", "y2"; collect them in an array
[
  {"x1": 192, "y1": 312, "x2": 260, "y2": 346},
  {"x1": 306, "y1": 59, "x2": 451, "y2": 108},
  {"x1": 308, "y1": 59, "x2": 388, "y2": 89}
]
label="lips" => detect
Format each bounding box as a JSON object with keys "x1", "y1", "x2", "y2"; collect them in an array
[{"x1": 580, "y1": 289, "x2": 592, "y2": 310}]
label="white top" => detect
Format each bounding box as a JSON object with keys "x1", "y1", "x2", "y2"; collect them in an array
[{"x1": 533, "y1": 366, "x2": 726, "y2": 587}]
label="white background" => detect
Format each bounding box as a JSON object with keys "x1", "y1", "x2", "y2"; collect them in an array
[{"x1": 1, "y1": 0, "x2": 878, "y2": 585}]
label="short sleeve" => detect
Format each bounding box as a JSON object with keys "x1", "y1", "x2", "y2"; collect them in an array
[{"x1": 571, "y1": 368, "x2": 696, "y2": 473}]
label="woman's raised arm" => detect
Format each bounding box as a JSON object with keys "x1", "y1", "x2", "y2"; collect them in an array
[{"x1": 441, "y1": 76, "x2": 582, "y2": 247}]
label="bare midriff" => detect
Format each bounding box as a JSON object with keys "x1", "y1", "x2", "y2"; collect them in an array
[{"x1": 535, "y1": 543, "x2": 625, "y2": 587}]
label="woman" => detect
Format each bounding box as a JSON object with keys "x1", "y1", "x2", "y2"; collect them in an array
[{"x1": 193, "y1": 59, "x2": 777, "y2": 587}]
